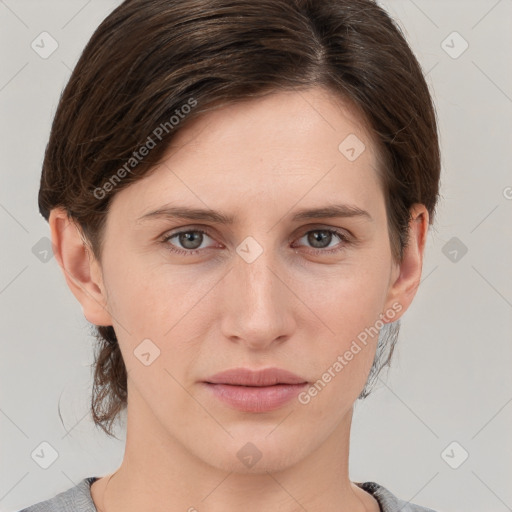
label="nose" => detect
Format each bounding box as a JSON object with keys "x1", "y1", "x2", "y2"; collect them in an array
[{"x1": 219, "y1": 245, "x2": 295, "y2": 351}]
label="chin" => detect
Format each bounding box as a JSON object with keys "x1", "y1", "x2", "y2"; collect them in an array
[{"x1": 190, "y1": 430, "x2": 312, "y2": 475}]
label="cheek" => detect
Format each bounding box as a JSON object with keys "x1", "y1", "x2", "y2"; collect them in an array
[
  {"x1": 294, "y1": 287, "x2": 384, "y2": 418},
  {"x1": 102, "y1": 254, "x2": 216, "y2": 365},
  {"x1": 292, "y1": 249, "x2": 393, "y2": 397},
  {"x1": 101, "y1": 260, "x2": 203, "y2": 408},
  {"x1": 296, "y1": 254, "x2": 392, "y2": 343}
]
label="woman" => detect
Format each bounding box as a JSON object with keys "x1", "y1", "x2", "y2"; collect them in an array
[{"x1": 21, "y1": 0, "x2": 441, "y2": 510}]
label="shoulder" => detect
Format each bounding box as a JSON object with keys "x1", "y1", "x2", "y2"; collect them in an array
[
  {"x1": 17, "y1": 477, "x2": 98, "y2": 512},
  {"x1": 356, "y1": 481, "x2": 439, "y2": 512}
]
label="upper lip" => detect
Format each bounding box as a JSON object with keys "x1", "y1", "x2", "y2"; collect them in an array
[{"x1": 204, "y1": 367, "x2": 308, "y2": 386}]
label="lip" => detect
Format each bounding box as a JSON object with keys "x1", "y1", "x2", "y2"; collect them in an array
[
  {"x1": 203, "y1": 367, "x2": 308, "y2": 413},
  {"x1": 205, "y1": 367, "x2": 308, "y2": 386}
]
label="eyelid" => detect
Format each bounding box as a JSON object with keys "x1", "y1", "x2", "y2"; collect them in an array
[
  {"x1": 292, "y1": 223, "x2": 354, "y2": 241},
  {"x1": 161, "y1": 227, "x2": 219, "y2": 248}
]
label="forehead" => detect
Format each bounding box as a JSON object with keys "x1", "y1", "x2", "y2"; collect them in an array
[
  {"x1": 109, "y1": 87, "x2": 384, "y2": 224},
  {"x1": 169, "y1": 87, "x2": 376, "y2": 158}
]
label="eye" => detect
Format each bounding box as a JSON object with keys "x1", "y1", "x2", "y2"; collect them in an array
[
  {"x1": 161, "y1": 226, "x2": 351, "y2": 257},
  {"x1": 162, "y1": 229, "x2": 218, "y2": 256},
  {"x1": 293, "y1": 228, "x2": 350, "y2": 255}
]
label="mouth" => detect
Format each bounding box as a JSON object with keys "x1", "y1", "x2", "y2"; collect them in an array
[{"x1": 202, "y1": 367, "x2": 309, "y2": 412}]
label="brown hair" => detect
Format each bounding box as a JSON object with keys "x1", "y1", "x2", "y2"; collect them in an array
[{"x1": 39, "y1": 0, "x2": 440, "y2": 437}]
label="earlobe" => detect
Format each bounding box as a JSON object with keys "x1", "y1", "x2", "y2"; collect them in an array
[
  {"x1": 383, "y1": 204, "x2": 429, "y2": 322},
  {"x1": 49, "y1": 207, "x2": 113, "y2": 326}
]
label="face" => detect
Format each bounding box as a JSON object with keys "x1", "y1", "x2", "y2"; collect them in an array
[{"x1": 77, "y1": 87, "x2": 416, "y2": 473}]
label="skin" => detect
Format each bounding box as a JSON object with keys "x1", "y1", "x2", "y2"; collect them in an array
[{"x1": 50, "y1": 86, "x2": 428, "y2": 512}]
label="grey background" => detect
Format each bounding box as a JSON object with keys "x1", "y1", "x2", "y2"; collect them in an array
[{"x1": 1, "y1": 1, "x2": 511, "y2": 511}]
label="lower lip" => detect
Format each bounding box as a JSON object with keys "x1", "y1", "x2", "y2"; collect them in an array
[{"x1": 203, "y1": 383, "x2": 308, "y2": 412}]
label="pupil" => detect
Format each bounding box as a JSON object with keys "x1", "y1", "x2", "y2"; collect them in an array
[
  {"x1": 309, "y1": 231, "x2": 330, "y2": 248},
  {"x1": 180, "y1": 232, "x2": 202, "y2": 249}
]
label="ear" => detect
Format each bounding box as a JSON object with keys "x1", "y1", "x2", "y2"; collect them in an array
[
  {"x1": 382, "y1": 203, "x2": 429, "y2": 322},
  {"x1": 49, "y1": 207, "x2": 113, "y2": 326}
]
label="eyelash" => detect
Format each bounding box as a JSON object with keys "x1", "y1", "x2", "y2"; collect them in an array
[{"x1": 160, "y1": 227, "x2": 352, "y2": 257}]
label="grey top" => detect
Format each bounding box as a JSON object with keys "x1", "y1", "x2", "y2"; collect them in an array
[{"x1": 18, "y1": 476, "x2": 439, "y2": 512}]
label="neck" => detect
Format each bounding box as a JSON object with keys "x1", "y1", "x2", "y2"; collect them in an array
[{"x1": 94, "y1": 382, "x2": 377, "y2": 512}]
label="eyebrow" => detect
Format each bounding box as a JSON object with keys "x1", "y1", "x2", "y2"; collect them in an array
[{"x1": 137, "y1": 203, "x2": 373, "y2": 224}]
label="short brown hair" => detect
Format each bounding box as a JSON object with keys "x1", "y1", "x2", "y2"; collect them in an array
[{"x1": 39, "y1": 0, "x2": 440, "y2": 437}]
